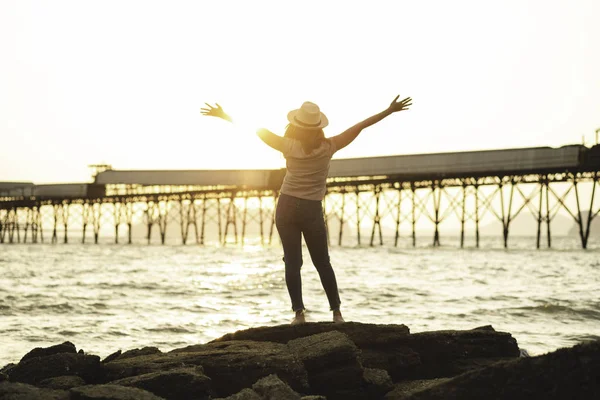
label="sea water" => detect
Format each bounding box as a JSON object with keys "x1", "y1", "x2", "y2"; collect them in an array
[{"x1": 1, "y1": 236, "x2": 599, "y2": 366}]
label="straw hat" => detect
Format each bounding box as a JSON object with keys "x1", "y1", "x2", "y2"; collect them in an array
[{"x1": 287, "y1": 101, "x2": 329, "y2": 129}]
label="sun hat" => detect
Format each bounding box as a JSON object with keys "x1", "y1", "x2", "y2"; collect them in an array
[{"x1": 287, "y1": 101, "x2": 329, "y2": 129}]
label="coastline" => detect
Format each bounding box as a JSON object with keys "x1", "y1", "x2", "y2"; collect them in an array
[{"x1": 1, "y1": 322, "x2": 598, "y2": 399}]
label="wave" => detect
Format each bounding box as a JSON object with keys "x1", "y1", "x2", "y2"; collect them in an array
[
  {"x1": 504, "y1": 304, "x2": 600, "y2": 320},
  {"x1": 20, "y1": 302, "x2": 75, "y2": 312},
  {"x1": 145, "y1": 325, "x2": 196, "y2": 334}
]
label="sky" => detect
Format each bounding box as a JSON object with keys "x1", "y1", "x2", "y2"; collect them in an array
[{"x1": 1, "y1": 0, "x2": 599, "y2": 184}]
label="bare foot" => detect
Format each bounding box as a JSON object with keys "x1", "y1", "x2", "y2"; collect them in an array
[
  {"x1": 333, "y1": 310, "x2": 345, "y2": 323},
  {"x1": 291, "y1": 310, "x2": 306, "y2": 325}
]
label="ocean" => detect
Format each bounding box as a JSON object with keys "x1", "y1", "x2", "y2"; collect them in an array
[{"x1": 1, "y1": 236, "x2": 599, "y2": 366}]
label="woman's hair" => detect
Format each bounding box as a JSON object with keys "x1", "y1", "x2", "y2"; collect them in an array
[{"x1": 284, "y1": 124, "x2": 326, "y2": 154}]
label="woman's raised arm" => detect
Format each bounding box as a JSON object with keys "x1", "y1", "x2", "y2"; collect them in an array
[
  {"x1": 201, "y1": 103, "x2": 286, "y2": 152},
  {"x1": 330, "y1": 95, "x2": 412, "y2": 152}
]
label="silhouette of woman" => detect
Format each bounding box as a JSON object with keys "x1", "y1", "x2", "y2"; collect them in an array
[{"x1": 201, "y1": 95, "x2": 411, "y2": 324}]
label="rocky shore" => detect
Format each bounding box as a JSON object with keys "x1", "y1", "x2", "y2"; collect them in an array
[{"x1": 1, "y1": 322, "x2": 598, "y2": 399}]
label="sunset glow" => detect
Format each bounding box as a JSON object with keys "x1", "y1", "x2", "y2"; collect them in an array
[{"x1": 1, "y1": 0, "x2": 598, "y2": 183}]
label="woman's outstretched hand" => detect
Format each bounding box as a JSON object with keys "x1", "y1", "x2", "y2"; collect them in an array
[
  {"x1": 387, "y1": 95, "x2": 412, "y2": 113},
  {"x1": 200, "y1": 103, "x2": 233, "y2": 123}
]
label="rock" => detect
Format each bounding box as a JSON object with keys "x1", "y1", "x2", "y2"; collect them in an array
[
  {"x1": 287, "y1": 330, "x2": 361, "y2": 372},
  {"x1": 102, "y1": 354, "x2": 189, "y2": 382},
  {"x1": 117, "y1": 348, "x2": 162, "y2": 361},
  {"x1": 0, "y1": 381, "x2": 69, "y2": 400},
  {"x1": 214, "y1": 388, "x2": 263, "y2": 400},
  {"x1": 70, "y1": 384, "x2": 165, "y2": 400},
  {"x1": 215, "y1": 374, "x2": 301, "y2": 400},
  {"x1": 251, "y1": 374, "x2": 301, "y2": 400},
  {"x1": 210, "y1": 322, "x2": 519, "y2": 381},
  {"x1": 361, "y1": 326, "x2": 520, "y2": 381},
  {"x1": 102, "y1": 351, "x2": 122, "y2": 364},
  {"x1": 362, "y1": 368, "x2": 394, "y2": 397},
  {"x1": 39, "y1": 375, "x2": 87, "y2": 389},
  {"x1": 168, "y1": 340, "x2": 309, "y2": 397},
  {"x1": 20, "y1": 342, "x2": 77, "y2": 363},
  {"x1": 300, "y1": 396, "x2": 327, "y2": 400},
  {"x1": 287, "y1": 331, "x2": 363, "y2": 398},
  {"x1": 397, "y1": 339, "x2": 600, "y2": 399},
  {"x1": 212, "y1": 321, "x2": 410, "y2": 347},
  {"x1": 111, "y1": 366, "x2": 212, "y2": 400},
  {"x1": 8, "y1": 353, "x2": 103, "y2": 385}
]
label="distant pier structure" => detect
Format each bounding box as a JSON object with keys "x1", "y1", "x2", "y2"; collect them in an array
[{"x1": 1, "y1": 144, "x2": 599, "y2": 248}]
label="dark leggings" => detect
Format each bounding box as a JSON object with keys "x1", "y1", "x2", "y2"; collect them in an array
[{"x1": 275, "y1": 193, "x2": 341, "y2": 312}]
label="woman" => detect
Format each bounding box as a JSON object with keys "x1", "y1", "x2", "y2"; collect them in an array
[{"x1": 201, "y1": 95, "x2": 412, "y2": 324}]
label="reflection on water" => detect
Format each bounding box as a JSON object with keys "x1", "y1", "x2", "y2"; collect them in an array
[{"x1": 1, "y1": 235, "x2": 599, "y2": 365}]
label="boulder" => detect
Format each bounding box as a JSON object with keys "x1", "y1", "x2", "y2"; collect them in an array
[
  {"x1": 107, "y1": 340, "x2": 308, "y2": 398},
  {"x1": 393, "y1": 339, "x2": 600, "y2": 400},
  {"x1": 102, "y1": 351, "x2": 122, "y2": 364},
  {"x1": 252, "y1": 374, "x2": 301, "y2": 400},
  {"x1": 172, "y1": 341, "x2": 309, "y2": 397},
  {"x1": 360, "y1": 326, "x2": 520, "y2": 381},
  {"x1": 20, "y1": 341, "x2": 77, "y2": 363},
  {"x1": 212, "y1": 322, "x2": 410, "y2": 347},
  {"x1": 0, "y1": 381, "x2": 69, "y2": 400},
  {"x1": 117, "y1": 348, "x2": 162, "y2": 361},
  {"x1": 214, "y1": 374, "x2": 301, "y2": 400},
  {"x1": 8, "y1": 353, "x2": 103, "y2": 385},
  {"x1": 39, "y1": 375, "x2": 87, "y2": 390},
  {"x1": 111, "y1": 366, "x2": 212, "y2": 400},
  {"x1": 287, "y1": 331, "x2": 364, "y2": 398},
  {"x1": 362, "y1": 368, "x2": 394, "y2": 397},
  {"x1": 70, "y1": 384, "x2": 164, "y2": 400},
  {"x1": 210, "y1": 322, "x2": 519, "y2": 381},
  {"x1": 102, "y1": 353, "x2": 189, "y2": 382}
]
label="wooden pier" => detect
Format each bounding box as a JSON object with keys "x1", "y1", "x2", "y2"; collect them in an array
[{"x1": 1, "y1": 145, "x2": 599, "y2": 248}]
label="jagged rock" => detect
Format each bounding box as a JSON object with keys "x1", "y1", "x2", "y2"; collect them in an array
[
  {"x1": 111, "y1": 366, "x2": 212, "y2": 400},
  {"x1": 117, "y1": 347, "x2": 162, "y2": 361},
  {"x1": 0, "y1": 372, "x2": 7, "y2": 382},
  {"x1": 39, "y1": 375, "x2": 87, "y2": 389},
  {"x1": 70, "y1": 384, "x2": 164, "y2": 400},
  {"x1": 359, "y1": 326, "x2": 520, "y2": 381},
  {"x1": 102, "y1": 351, "x2": 122, "y2": 364},
  {"x1": 362, "y1": 368, "x2": 394, "y2": 397},
  {"x1": 103, "y1": 354, "x2": 189, "y2": 382},
  {"x1": 8, "y1": 353, "x2": 103, "y2": 385},
  {"x1": 395, "y1": 340, "x2": 600, "y2": 400},
  {"x1": 20, "y1": 341, "x2": 77, "y2": 363},
  {"x1": 300, "y1": 396, "x2": 327, "y2": 400},
  {"x1": 210, "y1": 322, "x2": 519, "y2": 381},
  {"x1": 251, "y1": 374, "x2": 301, "y2": 400},
  {"x1": 0, "y1": 381, "x2": 69, "y2": 400},
  {"x1": 212, "y1": 322, "x2": 410, "y2": 347},
  {"x1": 214, "y1": 388, "x2": 262, "y2": 400},
  {"x1": 287, "y1": 330, "x2": 363, "y2": 397},
  {"x1": 168, "y1": 340, "x2": 309, "y2": 397}
]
